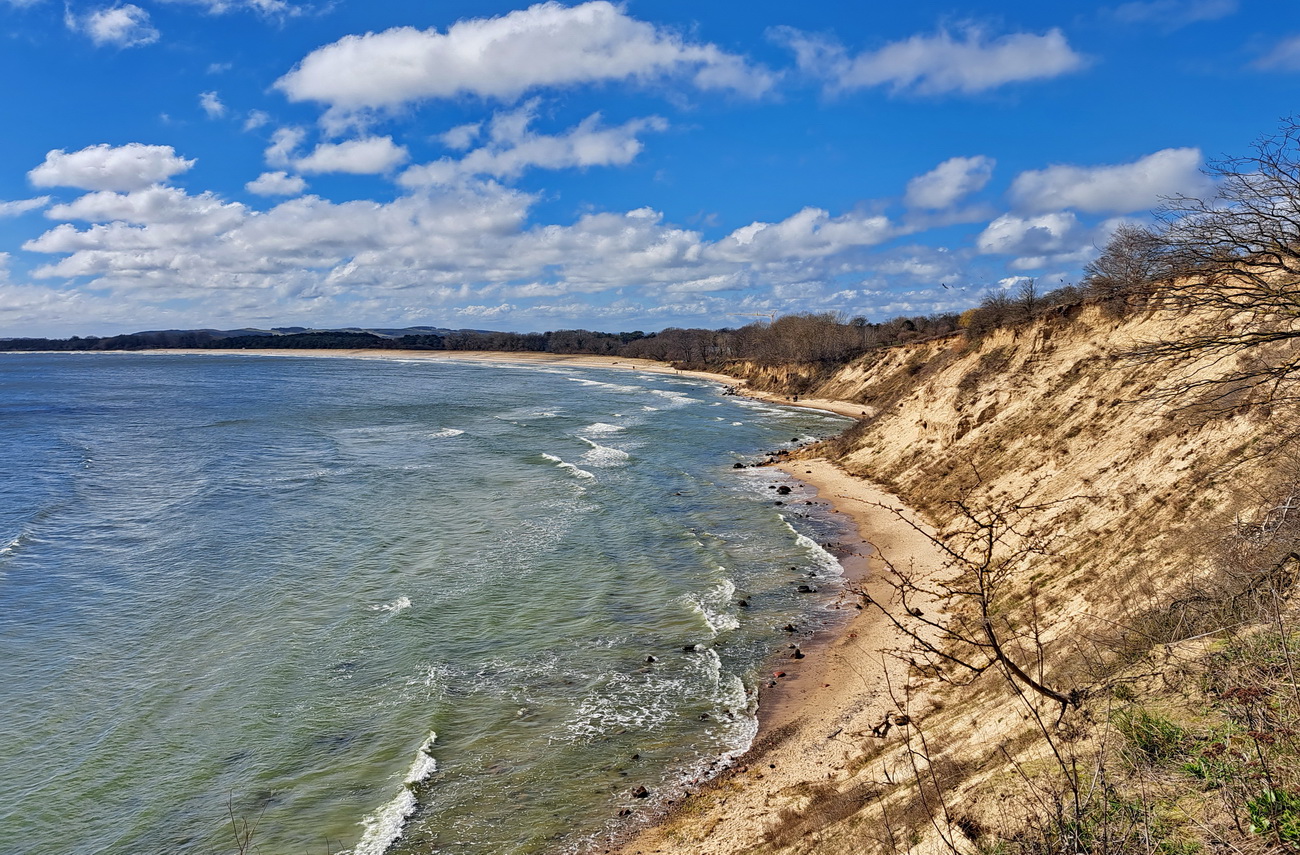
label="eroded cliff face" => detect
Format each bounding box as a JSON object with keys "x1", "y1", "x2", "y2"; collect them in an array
[
  {"x1": 793, "y1": 305, "x2": 1277, "y2": 616},
  {"x1": 687, "y1": 303, "x2": 1296, "y2": 854}
]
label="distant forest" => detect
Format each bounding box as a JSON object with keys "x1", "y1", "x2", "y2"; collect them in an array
[
  {"x1": 0, "y1": 269, "x2": 1121, "y2": 375},
  {"x1": 0, "y1": 278, "x2": 1105, "y2": 369}
]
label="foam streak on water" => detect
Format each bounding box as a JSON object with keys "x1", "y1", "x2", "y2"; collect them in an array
[
  {"x1": 350, "y1": 732, "x2": 439, "y2": 855},
  {"x1": 0, "y1": 353, "x2": 853, "y2": 855}
]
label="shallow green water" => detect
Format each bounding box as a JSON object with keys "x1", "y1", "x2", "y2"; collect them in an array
[{"x1": 0, "y1": 353, "x2": 853, "y2": 854}]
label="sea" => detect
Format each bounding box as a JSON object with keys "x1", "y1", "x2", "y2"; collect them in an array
[{"x1": 0, "y1": 352, "x2": 856, "y2": 855}]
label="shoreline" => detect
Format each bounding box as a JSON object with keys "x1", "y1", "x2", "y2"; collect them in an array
[
  {"x1": 32, "y1": 346, "x2": 938, "y2": 851},
  {"x1": 607, "y1": 458, "x2": 944, "y2": 854},
  {"x1": 22, "y1": 346, "x2": 874, "y2": 420},
  {"x1": 118, "y1": 347, "x2": 744, "y2": 385}
]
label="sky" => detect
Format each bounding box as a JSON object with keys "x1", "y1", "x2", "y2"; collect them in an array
[{"x1": 0, "y1": 0, "x2": 1298, "y2": 337}]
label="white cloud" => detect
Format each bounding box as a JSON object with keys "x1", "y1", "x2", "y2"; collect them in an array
[
  {"x1": 1256, "y1": 35, "x2": 1300, "y2": 71},
  {"x1": 1009, "y1": 147, "x2": 1208, "y2": 214},
  {"x1": 441, "y1": 123, "x2": 483, "y2": 151},
  {"x1": 155, "y1": 0, "x2": 300, "y2": 15},
  {"x1": 873, "y1": 249, "x2": 959, "y2": 282},
  {"x1": 199, "y1": 91, "x2": 227, "y2": 118},
  {"x1": 274, "y1": 0, "x2": 775, "y2": 125},
  {"x1": 244, "y1": 110, "x2": 272, "y2": 131},
  {"x1": 263, "y1": 127, "x2": 307, "y2": 169},
  {"x1": 16, "y1": 168, "x2": 909, "y2": 326},
  {"x1": 1110, "y1": 0, "x2": 1237, "y2": 28},
  {"x1": 976, "y1": 212, "x2": 1086, "y2": 258},
  {"x1": 779, "y1": 25, "x2": 1085, "y2": 95},
  {"x1": 46, "y1": 186, "x2": 245, "y2": 233},
  {"x1": 402, "y1": 104, "x2": 666, "y2": 186},
  {"x1": 292, "y1": 137, "x2": 410, "y2": 175},
  {"x1": 905, "y1": 155, "x2": 995, "y2": 209},
  {"x1": 245, "y1": 171, "x2": 308, "y2": 196},
  {"x1": 67, "y1": 4, "x2": 160, "y2": 48},
  {"x1": 28, "y1": 144, "x2": 195, "y2": 191},
  {"x1": 711, "y1": 206, "x2": 895, "y2": 262},
  {"x1": 0, "y1": 196, "x2": 50, "y2": 217}
]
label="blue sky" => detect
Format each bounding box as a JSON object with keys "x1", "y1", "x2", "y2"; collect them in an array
[{"x1": 0, "y1": 0, "x2": 1297, "y2": 336}]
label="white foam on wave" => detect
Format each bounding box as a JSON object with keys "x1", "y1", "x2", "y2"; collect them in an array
[
  {"x1": 566, "y1": 377, "x2": 642, "y2": 393},
  {"x1": 370, "y1": 596, "x2": 412, "y2": 615},
  {"x1": 337, "y1": 423, "x2": 421, "y2": 437},
  {"x1": 349, "y1": 731, "x2": 438, "y2": 855},
  {"x1": 428, "y1": 428, "x2": 465, "y2": 439},
  {"x1": 784, "y1": 522, "x2": 844, "y2": 578},
  {"x1": 690, "y1": 647, "x2": 724, "y2": 687},
  {"x1": 582, "y1": 422, "x2": 624, "y2": 435},
  {"x1": 541, "y1": 453, "x2": 596, "y2": 480},
  {"x1": 685, "y1": 576, "x2": 740, "y2": 636},
  {"x1": 578, "y1": 437, "x2": 630, "y2": 467},
  {"x1": 564, "y1": 673, "x2": 678, "y2": 741},
  {"x1": 0, "y1": 532, "x2": 26, "y2": 559},
  {"x1": 648, "y1": 389, "x2": 694, "y2": 408}
]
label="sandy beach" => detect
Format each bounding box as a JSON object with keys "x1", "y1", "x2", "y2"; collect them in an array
[
  {"x1": 144, "y1": 347, "x2": 943, "y2": 850},
  {"x1": 142, "y1": 348, "x2": 876, "y2": 420},
  {"x1": 607, "y1": 457, "x2": 944, "y2": 854}
]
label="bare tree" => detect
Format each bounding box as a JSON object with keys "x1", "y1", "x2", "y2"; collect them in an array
[
  {"x1": 1132, "y1": 117, "x2": 1300, "y2": 408},
  {"x1": 1081, "y1": 223, "x2": 1168, "y2": 315},
  {"x1": 859, "y1": 489, "x2": 1086, "y2": 720},
  {"x1": 1014, "y1": 278, "x2": 1041, "y2": 322}
]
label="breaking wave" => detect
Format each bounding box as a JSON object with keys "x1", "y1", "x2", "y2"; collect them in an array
[
  {"x1": 541, "y1": 452, "x2": 596, "y2": 480},
  {"x1": 349, "y1": 732, "x2": 439, "y2": 855}
]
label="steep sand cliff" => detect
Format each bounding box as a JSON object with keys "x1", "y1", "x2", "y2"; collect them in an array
[{"x1": 613, "y1": 302, "x2": 1295, "y2": 854}]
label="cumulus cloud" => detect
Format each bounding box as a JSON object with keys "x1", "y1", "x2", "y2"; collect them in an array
[
  {"x1": 292, "y1": 137, "x2": 410, "y2": 175},
  {"x1": 1110, "y1": 0, "x2": 1237, "y2": 28},
  {"x1": 402, "y1": 104, "x2": 666, "y2": 186},
  {"x1": 711, "y1": 207, "x2": 895, "y2": 262},
  {"x1": 778, "y1": 25, "x2": 1085, "y2": 95},
  {"x1": 974, "y1": 211, "x2": 1107, "y2": 270},
  {"x1": 66, "y1": 4, "x2": 160, "y2": 48},
  {"x1": 0, "y1": 196, "x2": 51, "y2": 217},
  {"x1": 28, "y1": 144, "x2": 195, "y2": 191},
  {"x1": 1256, "y1": 35, "x2": 1300, "y2": 71},
  {"x1": 1009, "y1": 147, "x2": 1209, "y2": 214},
  {"x1": 17, "y1": 160, "x2": 912, "y2": 330},
  {"x1": 274, "y1": 0, "x2": 775, "y2": 126},
  {"x1": 245, "y1": 171, "x2": 308, "y2": 196},
  {"x1": 46, "y1": 186, "x2": 245, "y2": 234},
  {"x1": 905, "y1": 156, "x2": 995, "y2": 209}
]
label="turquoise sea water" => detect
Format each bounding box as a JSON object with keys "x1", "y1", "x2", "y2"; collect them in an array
[{"x1": 0, "y1": 353, "x2": 853, "y2": 855}]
